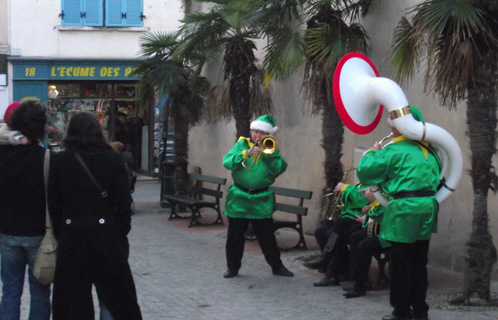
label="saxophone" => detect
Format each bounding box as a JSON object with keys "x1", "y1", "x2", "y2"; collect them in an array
[{"x1": 321, "y1": 167, "x2": 357, "y2": 221}]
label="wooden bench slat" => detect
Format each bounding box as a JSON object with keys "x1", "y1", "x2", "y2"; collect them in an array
[
  {"x1": 272, "y1": 186, "x2": 312, "y2": 199},
  {"x1": 166, "y1": 173, "x2": 226, "y2": 228},
  {"x1": 275, "y1": 202, "x2": 308, "y2": 216},
  {"x1": 187, "y1": 185, "x2": 223, "y2": 198},
  {"x1": 189, "y1": 173, "x2": 226, "y2": 185}
]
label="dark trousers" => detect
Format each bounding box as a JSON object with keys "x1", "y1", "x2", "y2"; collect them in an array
[
  {"x1": 352, "y1": 234, "x2": 383, "y2": 288},
  {"x1": 226, "y1": 217, "x2": 282, "y2": 271},
  {"x1": 325, "y1": 218, "x2": 362, "y2": 277},
  {"x1": 348, "y1": 228, "x2": 368, "y2": 280},
  {"x1": 52, "y1": 227, "x2": 142, "y2": 320},
  {"x1": 314, "y1": 220, "x2": 335, "y2": 251},
  {"x1": 389, "y1": 240, "x2": 430, "y2": 318}
]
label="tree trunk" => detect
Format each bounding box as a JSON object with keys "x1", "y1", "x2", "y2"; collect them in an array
[
  {"x1": 463, "y1": 50, "x2": 498, "y2": 301},
  {"x1": 172, "y1": 113, "x2": 189, "y2": 197},
  {"x1": 321, "y1": 81, "x2": 344, "y2": 191},
  {"x1": 225, "y1": 37, "x2": 256, "y2": 140}
]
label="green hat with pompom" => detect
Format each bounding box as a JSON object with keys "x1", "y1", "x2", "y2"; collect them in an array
[{"x1": 250, "y1": 114, "x2": 278, "y2": 134}]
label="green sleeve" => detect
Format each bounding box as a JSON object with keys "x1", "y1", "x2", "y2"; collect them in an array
[
  {"x1": 340, "y1": 185, "x2": 369, "y2": 218},
  {"x1": 223, "y1": 140, "x2": 248, "y2": 171},
  {"x1": 357, "y1": 149, "x2": 390, "y2": 186},
  {"x1": 261, "y1": 149, "x2": 287, "y2": 179}
]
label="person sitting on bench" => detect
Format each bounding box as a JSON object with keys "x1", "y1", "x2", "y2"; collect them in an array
[
  {"x1": 305, "y1": 183, "x2": 369, "y2": 286},
  {"x1": 343, "y1": 187, "x2": 391, "y2": 298}
]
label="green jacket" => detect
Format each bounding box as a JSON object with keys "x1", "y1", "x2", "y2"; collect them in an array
[
  {"x1": 362, "y1": 202, "x2": 390, "y2": 249},
  {"x1": 223, "y1": 137, "x2": 287, "y2": 219},
  {"x1": 357, "y1": 135, "x2": 441, "y2": 243},
  {"x1": 339, "y1": 184, "x2": 369, "y2": 220}
]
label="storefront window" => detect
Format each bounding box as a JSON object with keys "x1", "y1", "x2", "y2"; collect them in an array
[{"x1": 46, "y1": 82, "x2": 142, "y2": 166}]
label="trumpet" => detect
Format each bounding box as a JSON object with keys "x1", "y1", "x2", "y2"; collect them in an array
[
  {"x1": 322, "y1": 167, "x2": 357, "y2": 221},
  {"x1": 242, "y1": 136, "x2": 277, "y2": 171}
]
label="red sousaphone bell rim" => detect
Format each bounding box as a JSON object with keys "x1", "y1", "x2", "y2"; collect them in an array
[{"x1": 333, "y1": 52, "x2": 384, "y2": 135}]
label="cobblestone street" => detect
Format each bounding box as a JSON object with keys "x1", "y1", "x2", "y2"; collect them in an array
[{"x1": 11, "y1": 180, "x2": 498, "y2": 319}]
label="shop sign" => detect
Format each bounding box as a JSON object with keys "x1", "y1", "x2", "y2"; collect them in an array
[{"x1": 12, "y1": 60, "x2": 141, "y2": 81}]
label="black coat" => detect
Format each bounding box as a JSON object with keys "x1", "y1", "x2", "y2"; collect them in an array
[
  {"x1": 47, "y1": 149, "x2": 132, "y2": 236},
  {"x1": 48, "y1": 149, "x2": 141, "y2": 320},
  {"x1": 0, "y1": 144, "x2": 46, "y2": 236}
]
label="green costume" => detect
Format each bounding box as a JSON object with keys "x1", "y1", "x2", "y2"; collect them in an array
[
  {"x1": 339, "y1": 184, "x2": 369, "y2": 219},
  {"x1": 362, "y1": 201, "x2": 390, "y2": 249},
  {"x1": 357, "y1": 135, "x2": 441, "y2": 243},
  {"x1": 223, "y1": 137, "x2": 287, "y2": 219}
]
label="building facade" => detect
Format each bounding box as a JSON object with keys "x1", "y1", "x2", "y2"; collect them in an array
[{"x1": 4, "y1": 0, "x2": 183, "y2": 174}]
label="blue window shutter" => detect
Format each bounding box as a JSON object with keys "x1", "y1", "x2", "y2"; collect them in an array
[
  {"x1": 105, "y1": 0, "x2": 123, "y2": 26},
  {"x1": 83, "y1": 0, "x2": 103, "y2": 26},
  {"x1": 124, "y1": 0, "x2": 143, "y2": 27},
  {"x1": 61, "y1": 0, "x2": 83, "y2": 26}
]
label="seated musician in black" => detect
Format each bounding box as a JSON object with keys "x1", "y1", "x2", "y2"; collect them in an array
[
  {"x1": 343, "y1": 187, "x2": 391, "y2": 298},
  {"x1": 305, "y1": 183, "x2": 369, "y2": 286}
]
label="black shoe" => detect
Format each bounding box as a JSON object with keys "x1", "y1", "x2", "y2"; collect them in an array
[
  {"x1": 313, "y1": 276, "x2": 340, "y2": 287},
  {"x1": 343, "y1": 288, "x2": 366, "y2": 299},
  {"x1": 382, "y1": 314, "x2": 410, "y2": 320},
  {"x1": 342, "y1": 285, "x2": 353, "y2": 291},
  {"x1": 272, "y1": 266, "x2": 294, "y2": 277},
  {"x1": 303, "y1": 256, "x2": 326, "y2": 270},
  {"x1": 223, "y1": 269, "x2": 238, "y2": 278}
]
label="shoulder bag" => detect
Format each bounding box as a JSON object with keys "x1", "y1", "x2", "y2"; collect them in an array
[{"x1": 33, "y1": 149, "x2": 58, "y2": 285}]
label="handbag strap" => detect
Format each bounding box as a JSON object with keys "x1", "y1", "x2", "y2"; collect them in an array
[
  {"x1": 43, "y1": 150, "x2": 53, "y2": 229},
  {"x1": 74, "y1": 152, "x2": 108, "y2": 198}
]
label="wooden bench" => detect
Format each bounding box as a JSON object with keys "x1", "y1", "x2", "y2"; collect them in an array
[
  {"x1": 272, "y1": 186, "x2": 313, "y2": 251},
  {"x1": 161, "y1": 173, "x2": 227, "y2": 228}
]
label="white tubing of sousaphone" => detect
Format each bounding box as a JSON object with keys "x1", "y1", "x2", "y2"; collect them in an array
[{"x1": 333, "y1": 52, "x2": 463, "y2": 205}]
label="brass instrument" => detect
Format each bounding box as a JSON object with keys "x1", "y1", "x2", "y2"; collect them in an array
[
  {"x1": 378, "y1": 132, "x2": 393, "y2": 147},
  {"x1": 322, "y1": 167, "x2": 357, "y2": 221},
  {"x1": 242, "y1": 136, "x2": 277, "y2": 171}
]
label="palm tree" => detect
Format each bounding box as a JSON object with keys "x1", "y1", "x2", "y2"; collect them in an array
[
  {"x1": 133, "y1": 32, "x2": 210, "y2": 196},
  {"x1": 175, "y1": 0, "x2": 272, "y2": 140},
  {"x1": 253, "y1": 0, "x2": 371, "y2": 191},
  {"x1": 389, "y1": 0, "x2": 498, "y2": 303}
]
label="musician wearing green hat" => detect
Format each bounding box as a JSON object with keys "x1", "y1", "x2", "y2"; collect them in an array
[
  {"x1": 222, "y1": 114, "x2": 293, "y2": 279},
  {"x1": 357, "y1": 106, "x2": 441, "y2": 320}
]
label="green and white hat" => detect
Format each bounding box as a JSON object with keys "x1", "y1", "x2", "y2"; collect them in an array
[{"x1": 250, "y1": 114, "x2": 278, "y2": 134}]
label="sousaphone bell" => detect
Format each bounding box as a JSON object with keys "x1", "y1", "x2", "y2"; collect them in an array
[{"x1": 332, "y1": 52, "x2": 463, "y2": 206}]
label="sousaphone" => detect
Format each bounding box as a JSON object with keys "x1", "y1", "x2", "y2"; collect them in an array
[{"x1": 333, "y1": 52, "x2": 463, "y2": 206}]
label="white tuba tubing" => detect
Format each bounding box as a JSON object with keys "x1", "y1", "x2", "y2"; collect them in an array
[{"x1": 363, "y1": 77, "x2": 463, "y2": 204}]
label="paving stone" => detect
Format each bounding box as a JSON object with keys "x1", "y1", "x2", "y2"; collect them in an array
[{"x1": 6, "y1": 180, "x2": 498, "y2": 320}]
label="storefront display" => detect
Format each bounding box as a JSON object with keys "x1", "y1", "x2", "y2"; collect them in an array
[
  {"x1": 9, "y1": 58, "x2": 161, "y2": 176},
  {"x1": 46, "y1": 83, "x2": 138, "y2": 149}
]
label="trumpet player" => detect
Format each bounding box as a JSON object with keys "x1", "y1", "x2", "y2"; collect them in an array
[
  {"x1": 222, "y1": 115, "x2": 293, "y2": 279},
  {"x1": 357, "y1": 107, "x2": 441, "y2": 320}
]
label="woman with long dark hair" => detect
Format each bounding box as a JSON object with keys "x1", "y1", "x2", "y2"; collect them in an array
[{"x1": 48, "y1": 111, "x2": 142, "y2": 320}]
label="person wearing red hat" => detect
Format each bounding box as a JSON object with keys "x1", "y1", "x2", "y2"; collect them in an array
[
  {"x1": 0, "y1": 100, "x2": 51, "y2": 319},
  {"x1": 0, "y1": 102, "x2": 28, "y2": 146}
]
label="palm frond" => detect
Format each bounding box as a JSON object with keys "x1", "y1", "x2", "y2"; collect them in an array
[
  {"x1": 390, "y1": 0, "x2": 497, "y2": 107},
  {"x1": 263, "y1": 26, "x2": 307, "y2": 81},
  {"x1": 176, "y1": 9, "x2": 231, "y2": 58},
  {"x1": 306, "y1": 22, "x2": 368, "y2": 78},
  {"x1": 389, "y1": 16, "x2": 422, "y2": 86},
  {"x1": 250, "y1": 0, "x2": 305, "y2": 35},
  {"x1": 137, "y1": 31, "x2": 180, "y2": 58},
  {"x1": 342, "y1": 0, "x2": 376, "y2": 21}
]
